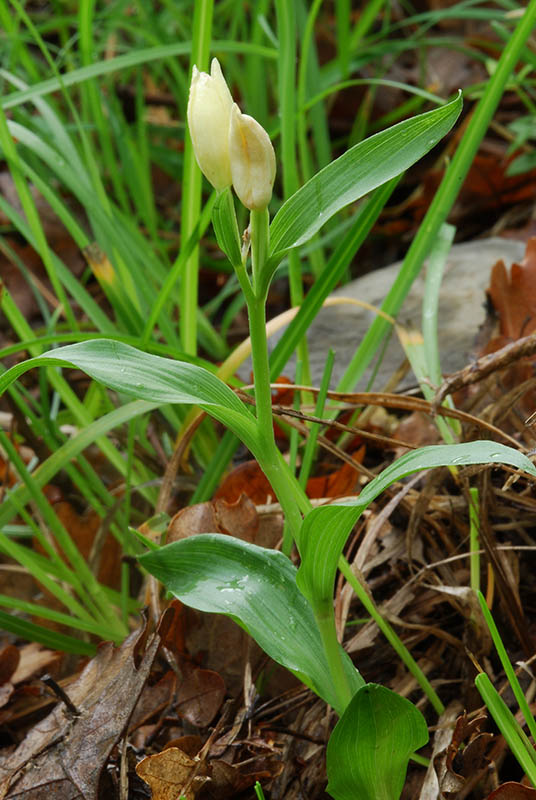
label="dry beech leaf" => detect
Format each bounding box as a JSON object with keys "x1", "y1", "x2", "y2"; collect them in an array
[
  {"x1": 201, "y1": 759, "x2": 259, "y2": 800},
  {"x1": 392, "y1": 411, "x2": 439, "y2": 457},
  {"x1": 166, "y1": 735, "x2": 203, "y2": 757},
  {"x1": 0, "y1": 622, "x2": 161, "y2": 799},
  {"x1": 167, "y1": 495, "x2": 281, "y2": 553},
  {"x1": 129, "y1": 670, "x2": 177, "y2": 732},
  {"x1": 168, "y1": 496, "x2": 258, "y2": 545},
  {"x1": 135, "y1": 747, "x2": 265, "y2": 800},
  {"x1": 136, "y1": 746, "x2": 208, "y2": 800},
  {"x1": 176, "y1": 667, "x2": 225, "y2": 727},
  {"x1": 486, "y1": 782, "x2": 536, "y2": 799},
  {"x1": 419, "y1": 705, "x2": 493, "y2": 799}
]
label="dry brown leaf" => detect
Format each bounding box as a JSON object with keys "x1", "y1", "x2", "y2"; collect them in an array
[
  {"x1": 425, "y1": 710, "x2": 493, "y2": 797},
  {"x1": 0, "y1": 647, "x2": 19, "y2": 687},
  {"x1": 479, "y1": 237, "x2": 536, "y2": 415},
  {"x1": 129, "y1": 670, "x2": 177, "y2": 732},
  {"x1": 215, "y1": 448, "x2": 364, "y2": 505},
  {"x1": 392, "y1": 411, "x2": 439, "y2": 457},
  {"x1": 419, "y1": 701, "x2": 463, "y2": 800},
  {"x1": 214, "y1": 463, "x2": 275, "y2": 505},
  {"x1": 0, "y1": 644, "x2": 61, "y2": 712},
  {"x1": 200, "y1": 759, "x2": 259, "y2": 800},
  {"x1": 305, "y1": 446, "x2": 364, "y2": 498},
  {"x1": 176, "y1": 667, "x2": 225, "y2": 727},
  {"x1": 136, "y1": 747, "x2": 208, "y2": 800},
  {"x1": 445, "y1": 711, "x2": 491, "y2": 780},
  {"x1": 166, "y1": 735, "x2": 203, "y2": 757},
  {"x1": 10, "y1": 644, "x2": 61, "y2": 685},
  {"x1": 487, "y1": 238, "x2": 536, "y2": 342},
  {"x1": 168, "y1": 495, "x2": 258, "y2": 545},
  {"x1": 486, "y1": 783, "x2": 536, "y2": 799},
  {"x1": 0, "y1": 621, "x2": 161, "y2": 799},
  {"x1": 45, "y1": 499, "x2": 122, "y2": 589},
  {"x1": 160, "y1": 598, "x2": 188, "y2": 658}
]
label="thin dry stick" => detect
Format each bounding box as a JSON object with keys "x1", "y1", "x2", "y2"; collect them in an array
[
  {"x1": 433, "y1": 332, "x2": 536, "y2": 407},
  {"x1": 255, "y1": 384, "x2": 524, "y2": 450}
]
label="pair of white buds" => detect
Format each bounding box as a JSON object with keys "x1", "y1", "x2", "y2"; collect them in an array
[{"x1": 187, "y1": 58, "x2": 276, "y2": 211}]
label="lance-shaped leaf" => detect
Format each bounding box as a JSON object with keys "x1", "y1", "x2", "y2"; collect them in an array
[
  {"x1": 297, "y1": 442, "x2": 536, "y2": 613},
  {"x1": 326, "y1": 683, "x2": 429, "y2": 800},
  {"x1": 268, "y1": 93, "x2": 462, "y2": 264},
  {"x1": 139, "y1": 534, "x2": 363, "y2": 714},
  {"x1": 0, "y1": 340, "x2": 259, "y2": 453}
]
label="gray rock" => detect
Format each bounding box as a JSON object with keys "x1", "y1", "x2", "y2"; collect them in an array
[{"x1": 261, "y1": 237, "x2": 525, "y2": 390}]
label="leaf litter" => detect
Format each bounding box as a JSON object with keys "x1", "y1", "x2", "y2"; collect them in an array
[{"x1": 0, "y1": 618, "x2": 162, "y2": 799}]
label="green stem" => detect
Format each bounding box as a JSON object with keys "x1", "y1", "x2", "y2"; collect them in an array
[
  {"x1": 317, "y1": 608, "x2": 353, "y2": 711},
  {"x1": 469, "y1": 487, "x2": 480, "y2": 595},
  {"x1": 247, "y1": 216, "x2": 352, "y2": 711},
  {"x1": 247, "y1": 291, "x2": 303, "y2": 543},
  {"x1": 250, "y1": 208, "x2": 270, "y2": 297}
]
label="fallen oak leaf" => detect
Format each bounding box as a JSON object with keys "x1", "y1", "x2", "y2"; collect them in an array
[
  {"x1": 0, "y1": 619, "x2": 162, "y2": 799},
  {"x1": 477, "y1": 237, "x2": 536, "y2": 415},
  {"x1": 487, "y1": 238, "x2": 536, "y2": 342}
]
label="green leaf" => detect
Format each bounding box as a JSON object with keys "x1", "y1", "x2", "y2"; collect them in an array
[
  {"x1": 0, "y1": 610, "x2": 96, "y2": 656},
  {"x1": 0, "y1": 339, "x2": 259, "y2": 454},
  {"x1": 212, "y1": 188, "x2": 243, "y2": 267},
  {"x1": 326, "y1": 683, "x2": 429, "y2": 800},
  {"x1": 297, "y1": 442, "x2": 536, "y2": 614},
  {"x1": 475, "y1": 673, "x2": 536, "y2": 785},
  {"x1": 268, "y1": 92, "x2": 462, "y2": 260},
  {"x1": 139, "y1": 534, "x2": 364, "y2": 713}
]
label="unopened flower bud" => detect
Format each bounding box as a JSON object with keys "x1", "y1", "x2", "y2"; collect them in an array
[
  {"x1": 187, "y1": 58, "x2": 233, "y2": 191},
  {"x1": 229, "y1": 103, "x2": 276, "y2": 211}
]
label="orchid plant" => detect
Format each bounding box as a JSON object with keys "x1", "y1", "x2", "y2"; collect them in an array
[{"x1": 2, "y1": 58, "x2": 536, "y2": 799}]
